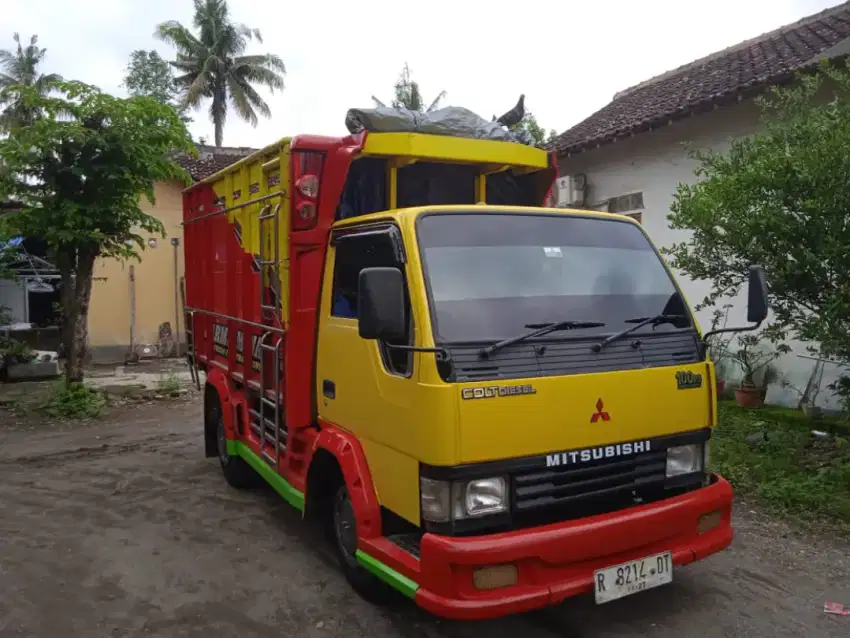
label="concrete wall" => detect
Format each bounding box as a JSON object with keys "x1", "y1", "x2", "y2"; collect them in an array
[
  {"x1": 0, "y1": 279, "x2": 26, "y2": 324},
  {"x1": 88, "y1": 180, "x2": 186, "y2": 362},
  {"x1": 558, "y1": 99, "x2": 846, "y2": 408}
]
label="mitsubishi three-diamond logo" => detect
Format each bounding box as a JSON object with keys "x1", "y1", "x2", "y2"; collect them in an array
[{"x1": 590, "y1": 398, "x2": 610, "y2": 423}]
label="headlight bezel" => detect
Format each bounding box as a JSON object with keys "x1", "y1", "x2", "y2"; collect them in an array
[
  {"x1": 665, "y1": 443, "x2": 705, "y2": 478},
  {"x1": 420, "y1": 475, "x2": 509, "y2": 525}
]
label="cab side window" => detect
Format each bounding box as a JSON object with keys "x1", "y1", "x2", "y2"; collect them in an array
[{"x1": 330, "y1": 230, "x2": 413, "y2": 376}]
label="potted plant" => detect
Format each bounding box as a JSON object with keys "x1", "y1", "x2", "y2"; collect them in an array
[{"x1": 729, "y1": 332, "x2": 789, "y2": 409}]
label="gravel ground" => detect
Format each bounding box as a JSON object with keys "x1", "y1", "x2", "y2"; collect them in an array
[{"x1": 0, "y1": 396, "x2": 848, "y2": 637}]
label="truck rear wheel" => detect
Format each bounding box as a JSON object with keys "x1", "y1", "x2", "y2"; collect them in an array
[
  {"x1": 216, "y1": 411, "x2": 255, "y2": 489},
  {"x1": 331, "y1": 484, "x2": 398, "y2": 606}
]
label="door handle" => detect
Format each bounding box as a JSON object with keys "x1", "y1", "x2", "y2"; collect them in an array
[{"x1": 322, "y1": 379, "x2": 336, "y2": 399}]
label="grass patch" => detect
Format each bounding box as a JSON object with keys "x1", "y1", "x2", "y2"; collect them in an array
[
  {"x1": 156, "y1": 371, "x2": 181, "y2": 397},
  {"x1": 40, "y1": 382, "x2": 107, "y2": 419},
  {"x1": 715, "y1": 401, "x2": 850, "y2": 531}
]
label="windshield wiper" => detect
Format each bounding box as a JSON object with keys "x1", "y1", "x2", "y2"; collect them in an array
[
  {"x1": 480, "y1": 320, "x2": 605, "y2": 358},
  {"x1": 592, "y1": 313, "x2": 689, "y2": 353}
]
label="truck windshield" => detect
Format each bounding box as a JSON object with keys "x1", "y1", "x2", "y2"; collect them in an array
[{"x1": 416, "y1": 212, "x2": 691, "y2": 344}]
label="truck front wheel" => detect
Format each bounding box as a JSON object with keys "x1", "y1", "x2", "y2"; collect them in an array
[{"x1": 331, "y1": 484, "x2": 397, "y2": 606}]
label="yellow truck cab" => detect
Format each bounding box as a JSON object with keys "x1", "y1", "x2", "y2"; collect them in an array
[{"x1": 184, "y1": 117, "x2": 769, "y2": 620}]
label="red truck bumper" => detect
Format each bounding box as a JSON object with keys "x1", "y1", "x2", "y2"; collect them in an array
[{"x1": 413, "y1": 475, "x2": 733, "y2": 620}]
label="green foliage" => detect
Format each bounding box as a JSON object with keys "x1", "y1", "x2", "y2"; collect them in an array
[
  {"x1": 156, "y1": 0, "x2": 286, "y2": 147},
  {"x1": 0, "y1": 32, "x2": 63, "y2": 131},
  {"x1": 707, "y1": 306, "x2": 735, "y2": 381},
  {"x1": 665, "y1": 61, "x2": 850, "y2": 375},
  {"x1": 156, "y1": 371, "x2": 181, "y2": 396},
  {"x1": 0, "y1": 304, "x2": 31, "y2": 361},
  {"x1": 123, "y1": 49, "x2": 192, "y2": 126},
  {"x1": 0, "y1": 80, "x2": 195, "y2": 381},
  {"x1": 830, "y1": 376, "x2": 850, "y2": 416},
  {"x1": 373, "y1": 62, "x2": 446, "y2": 113},
  {"x1": 728, "y1": 331, "x2": 791, "y2": 388},
  {"x1": 40, "y1": 382, "x2": 106, "y2": 419},
  {"x1": 509, "y1": 111, "x2": 558, "y2": 149},
  {"x1": 0, "y1": 81, "x2": 194, "y2": 259},
  {"x1": 0, "y1": 337, "x2": 32, "y2": 359},
  {"x1": 714, "y1": 402, "x2": 850, "y2": 533},
  {"x1": 0, "y1": 220, "x2": 19, "y2": 282}
]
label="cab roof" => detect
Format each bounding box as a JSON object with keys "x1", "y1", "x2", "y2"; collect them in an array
[{"x1": 331, "y1": 205, "x2": 640, "y2": 229}]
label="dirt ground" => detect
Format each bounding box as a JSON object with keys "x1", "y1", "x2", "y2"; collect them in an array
[{"x1": 1, "y1": 395, "x2": 848, "y2": 638}]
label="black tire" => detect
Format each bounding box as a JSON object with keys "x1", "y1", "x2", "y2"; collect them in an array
[
  {"x1": 216, "y1": 411, "x2": 255, "y2": 489},
  {"x1": 330, "y1": 484, "x2": 398, "y2": 606}
]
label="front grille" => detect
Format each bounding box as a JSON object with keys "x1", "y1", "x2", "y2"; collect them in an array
[
  {"x1": 419, "y1": 429, "x2": 711, "y2": 536},
  {"x1": 447, "y1": 332, "x2": 700, "y2": 382},
  {"x1": 512, "y1": 450, "x2": 670, "y2": 525}
]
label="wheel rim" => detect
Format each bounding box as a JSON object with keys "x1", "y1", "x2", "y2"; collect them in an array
[
  {"x1": 334, "y1": 489, "x2": 358, "y2": 567},
  {"x1": 216, "y1": 416, "x2": 229, "y2": 466}
]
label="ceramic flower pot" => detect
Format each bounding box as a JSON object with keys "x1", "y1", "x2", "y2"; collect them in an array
[{"x1": 735, "y1": 386, "x2": 763, "y2": 409}]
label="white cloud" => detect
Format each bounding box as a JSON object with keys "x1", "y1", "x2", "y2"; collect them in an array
[{"x1": 0, "y1": 0, "x2": 841, "y2": 147}]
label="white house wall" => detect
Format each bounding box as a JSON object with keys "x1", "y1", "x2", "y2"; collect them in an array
[
  {"x1": 558, "y1": 99, "x2": 846, "y2": 408},
  {"x1": 0, "y1": 278, "x2": 27, "y2": 324}
]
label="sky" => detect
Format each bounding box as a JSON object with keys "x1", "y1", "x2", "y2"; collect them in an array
[{"x1": 0, "y1": 0, "x2": 842, "y2": 148}]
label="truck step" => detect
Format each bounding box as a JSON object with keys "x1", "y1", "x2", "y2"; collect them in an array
[{"x1": 386, "y1": 533, "x2": 422, "y2": 559}]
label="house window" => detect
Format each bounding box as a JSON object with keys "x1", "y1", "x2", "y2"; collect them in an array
[{"x1": 607, "y1": 192, "x2": 644, "y2": 214}]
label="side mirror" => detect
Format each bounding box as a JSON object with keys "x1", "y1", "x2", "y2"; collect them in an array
[
  {"x1": 357, "y1": 267, "x2": 406, "y2": 341},
  {"x1": 746, "y1": 265, "x2": 768, "y2": 324}
]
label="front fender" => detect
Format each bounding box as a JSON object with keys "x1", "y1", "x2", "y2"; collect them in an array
[{"x1": 313, "y1": 420, "x2": 382, "y2": 539}]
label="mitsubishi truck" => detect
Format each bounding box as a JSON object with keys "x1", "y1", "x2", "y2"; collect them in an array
[{"x1": 181, "y1": 110, "x2": 768, "y2": 620}]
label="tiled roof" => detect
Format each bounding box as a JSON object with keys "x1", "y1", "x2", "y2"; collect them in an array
[
  {"x1": 552, "y1": 1, "x2": 850, "y2": 156},
  {"x1": 174, "y1": 144, "x2": 258, "y2": 181}
]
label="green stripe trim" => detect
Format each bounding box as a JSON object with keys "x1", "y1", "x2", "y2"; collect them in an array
[
  {"x1": 355, "y1": 550, "x2": 419, "y2": 599},
  {"x1": 227, "y1": 440, "x2": 305, "y2": 512}
]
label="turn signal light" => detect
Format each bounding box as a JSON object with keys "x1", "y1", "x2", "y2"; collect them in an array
[
  {"x1": 291, "y1": 150, "x2": 324, "y2": 231},
  {"x1": 697, "y1": 509, "x2": 722, "y2": 534},
  {"x1": 296, "y1": 174, "x2": 319, "y2": 198},
  {"x1": 473, "y1": 564, "x2": 518, "y2": 590}
]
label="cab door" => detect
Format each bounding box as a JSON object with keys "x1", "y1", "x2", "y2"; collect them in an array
[{"x1": 315, "y1": 223, "x2": 422, "y2": 523}]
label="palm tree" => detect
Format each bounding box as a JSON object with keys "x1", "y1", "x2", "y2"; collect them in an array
[
  {"x1": 156, "y1": 0, "x2": 286, "y2": 147},
  {"x1": 372, "y1": 63, "x2": 446, "y2": 113},
  {"x1": 0, "y1": 33, "x2": 62, "y2": 131}
]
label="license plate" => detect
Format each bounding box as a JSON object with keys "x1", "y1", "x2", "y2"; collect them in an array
[{"x1": 593, "y1": 551, "x2": 672, "y2": 604}]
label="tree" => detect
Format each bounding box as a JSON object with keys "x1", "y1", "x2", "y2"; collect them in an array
[
  {"x1": 372, "y1": 63, "x2": 446, "y2": 113},
  {"x1": 509, "y1": 111, "x2": 558, "y2": 149},
  {"x1": 155, "y1": 0, "x2": 286, "y2": 147},
  {"x1": 0, "y1": 81, "x2": 195, "y2": 382},
  {"x1": 664, "y1": 61, "x2": 850, "y2": 374},
  {"x1": 123, "y1": 49, "x2": 191, "y2": 125},
  {"x1": 0, "y1": 33, "x2": 62, "y2": 130}
]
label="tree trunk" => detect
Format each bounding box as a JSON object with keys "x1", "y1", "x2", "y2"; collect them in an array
[
  {"x1": 63, "y1": 248, "x2": 97, "y2": 383},
  {"x1": 214, "y1": 117, "x2": 223, "y2": 148},
  {"x1": 54, "y1": 248, "x2": 75, "y2": 361},
  {"x1": 212, "y1": 87, "x2": 225, "y2": 147}
]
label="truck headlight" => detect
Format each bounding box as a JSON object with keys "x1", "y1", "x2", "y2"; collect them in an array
[
  {"x1": 420, "y1": 476, "x2": 508, "y2": 523},
  {"x1": 666, "y1": 443, "x2": 705, "y2": 477}
]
